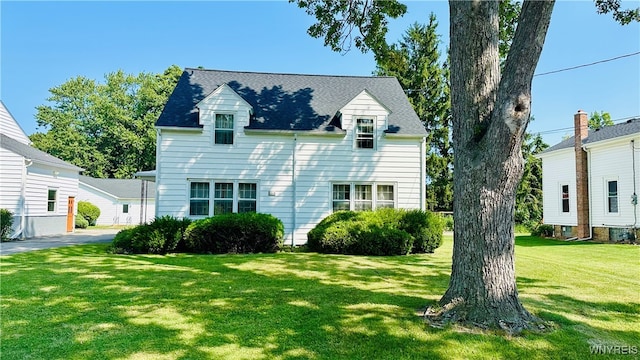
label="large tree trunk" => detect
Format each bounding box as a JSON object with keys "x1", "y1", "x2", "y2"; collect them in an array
[{"x1": 428, "y1": 0, "x2": 555, "y2": 334}]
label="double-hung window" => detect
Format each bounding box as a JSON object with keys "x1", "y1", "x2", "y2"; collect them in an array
[
  {"x1": 561, "y1": 184, "x2": 570, "y2": 213},
  {"x1": 189, "y1": 181, "x2": 257, "y2": 217},
  {"x1": 332, "y1": 182, "x2": 395, "y2": 212},
  {"x1": 214, "y1": 114, "x2": 234, "y2": 145},
  {"x1": 332, "y1": 184, "x2": 351, "y2": 211},
  {"x1": 47, "y1": 189, "x2": 57, "y2": 212},
  {"x1": 607, "y1": 180, "x2": 618, "y2": 213},
  {"x1": 354, "y1": 185, "x2": 373, "y2": 211},
  {"x1": 238, "y1": 183, "x2": 257, "y2": 213},
  {"x1": 190, "y1": 182, "x2": 210, "y2": 216},
  {"x1": 214, "y1": 182, "x2": 234, "y2": 215},
  {"x1": 356, "y1": 118, "x2": 374, "y2": 149}
]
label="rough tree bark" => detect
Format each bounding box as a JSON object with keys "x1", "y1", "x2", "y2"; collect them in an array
[{"x1": 426, "y1": 0, "x2": 555, "y2": 334}]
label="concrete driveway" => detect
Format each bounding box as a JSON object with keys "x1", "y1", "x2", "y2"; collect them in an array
[{"x1": 0, "y1": 228, "x2": 120, "y2": 256}]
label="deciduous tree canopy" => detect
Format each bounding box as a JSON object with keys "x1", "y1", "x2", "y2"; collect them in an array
[{"x1": 30, "y1": 65, "x2": 182, "y2": 178}]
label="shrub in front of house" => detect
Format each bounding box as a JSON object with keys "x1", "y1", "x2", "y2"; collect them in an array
[
  {"x1": 307, "y1": 208, "x2": 443, "y2": 256},
  {"x1": 78, "y1": 201, "x2": 101, "y2": 226},
  {"x1": 75, "y1": 215, "x2": 89, "y2": 229},
  {"x1": 400, "y1": 209, "x2": 444, "y2": 253},
  {"x1": 1, "y1": 209, "x2": 14, "y2": 242},
  {"x1": 531, "y1": 224, "x2": 554, "y2": 237},
  {"x1": 184, "y1": 213, "x2": 284, "y2": 254},
  {"x1": 110, "y1": 216, "x2": 192, "y2": 254}
]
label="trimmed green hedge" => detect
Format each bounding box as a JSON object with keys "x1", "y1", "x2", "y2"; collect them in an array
[
  {"x1": 307, "y1": 208, "x2": 443, "y2": 256},
  {"x1": 111, "y1": 216, "x2": 192, "y2": 254},
  {"x1": 184, "y1": 212, "x2": 284, "y2": 254}
]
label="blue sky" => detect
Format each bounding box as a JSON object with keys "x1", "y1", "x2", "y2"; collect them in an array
[{"x1": 1, "y1": 1, "x2": 639, "y2": 146}]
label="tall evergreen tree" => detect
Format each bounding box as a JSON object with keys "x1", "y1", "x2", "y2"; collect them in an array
[
  {"x1": 374, "y1": 15, "x2": 452, "y2": 211},
  {"x1": 516, "y1": 130, "x2": 548, "y2": 227}
]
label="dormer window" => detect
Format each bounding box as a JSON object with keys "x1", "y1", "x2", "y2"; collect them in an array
[
  {"x1": 214, "y1": 114, "x2": 234, "y2": 145},
  {"x1": 356, "y1": 118, "x2": 374, "y2": 149}
]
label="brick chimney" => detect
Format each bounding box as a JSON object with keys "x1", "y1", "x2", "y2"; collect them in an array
[{"x1": 574, "y1": 110, "x2": 590, "y2": 238}]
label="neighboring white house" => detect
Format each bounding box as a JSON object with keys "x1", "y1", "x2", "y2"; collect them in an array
[
  {"x1": 537, "y1": 110, "x2": 640, "y2": 242},
  {"x1": 0, "y1": 100, "x2": 82, "y2": 238},
  {"x1": 146, "y1": 68, "x2": 428, "y2": 245},
  {"x1": 78, "y1": 175, "x2": 155, "y2": 225}
]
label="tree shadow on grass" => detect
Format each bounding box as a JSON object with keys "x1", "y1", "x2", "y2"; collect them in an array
[{"x1": 1, "y1": 244, "x2": 638, "y2": 359}]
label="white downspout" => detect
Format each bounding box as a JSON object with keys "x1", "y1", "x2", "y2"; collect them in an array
[
  {"x1": 291, "y1": 133, "x2": 297, "y2": 246},
  {"x1": 155, "y1": 128, "x2": 161, "y2": 218},
  {"x1": 578, "y1": 146, "x2": 593, "y2": 241},
  {"x1": 420, "y1": 137, "x2": 426, "y2": 211},
  {"x1": 631, "y1": 140, "x2": 638, "y2": 240},
  {"x1": 13, "y1": 158, "x2": 33, "y2": 239}
]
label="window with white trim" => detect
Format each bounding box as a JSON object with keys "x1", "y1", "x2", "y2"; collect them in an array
[
  {"x1": 190, "y1": 182, "x2": 210, "y2": 216},
  {"x1": 356, "y1": 118, "x2": 374, "y2": 149},
  {"x1": 238, "y1": 183, "x2": 257, "y2": 213},
  {"x1": 561, "y1": 184, "x2": 569, "y2": 213},
  {"x1": 377, "y1": 185, "x2": 395, "y2": 208},
  {"x1": 332, "y1": 184, "x2": 351, "y2": 211},
  {"x1": 607, "y1": 180, "x2": 618, "y2": 213},
  {"x1": 47, "y1": 189, "x2": 57, "y2": 212},
  {"x1": 123, "y1": 204, "x2": 129, "y2": 214},
  {"x1": 214, "y1": 114, "x2": 234, "y2": 145},
  {"x1": 214, "y1": 182, "x2": 234, "y2": 215},
  {"x1": 189, "y1": 180, "x2": 258, "y2": 217},
  {"x1": 332, "y1": 182, "x2": 395, "y2": 212}
]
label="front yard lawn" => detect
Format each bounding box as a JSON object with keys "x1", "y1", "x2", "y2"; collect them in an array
[{"x1": 0, "y1": 236, "x2": 638, "y2": 359}]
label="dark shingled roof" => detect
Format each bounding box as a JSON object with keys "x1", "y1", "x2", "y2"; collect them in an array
[
  {"x1": 0, "y1": 133, "x2": 82, "y2": 171},
  {"x1": 80, "y1": 175, "x2": 156, "y2": 199},
  {"x1": 156, "y1": 68, "x2": 427, "y2": 136},
  {"x1": 541, "y1": 118, "x2": 640, "y2": 154}
]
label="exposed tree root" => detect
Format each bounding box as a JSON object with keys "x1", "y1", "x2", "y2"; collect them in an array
[{"x1": 419, "y1": 300, "x2": 555, "y2": 336}]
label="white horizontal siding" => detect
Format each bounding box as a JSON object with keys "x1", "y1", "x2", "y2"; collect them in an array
[
  {"x1": 77, "y1": 185, "x2": 155, "y2": 225},
  {"x1": 588, "y1": 137, "x2": 640, "y2": 227},
  {"x1": 0, "y1": 102, "x2": 30, "y2": 144},
  {"x1": 540, "y1": 149, "x2": 577, "y2": 226},
  {"x1": 0, "y1": 148, "x2": 25, "y2": 212},
  {"x1": 24, "y1": 164, "x2": 78, "y2": 217},
  {"x1": 157, "y1": 88, "x2": 423, "y2": 245}
]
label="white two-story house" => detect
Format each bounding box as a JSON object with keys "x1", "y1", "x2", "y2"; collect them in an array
[
  {"x1": 148, "y1": 68, "x2": 428, "y2": 245},
  {"x1": 537, "y1": 110, "x2": 640, "y2": 242}
]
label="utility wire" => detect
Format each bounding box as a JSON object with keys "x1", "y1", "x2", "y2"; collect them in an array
[
  {"x1": 533, "y1": 51, "x2": 640, "y2": 77},
  {"x1": 402, "y1": 51, "x2": 640, "y2": 93},
  {"x1": 532, "y1": 115, "x2": 640, "y2": 136}
]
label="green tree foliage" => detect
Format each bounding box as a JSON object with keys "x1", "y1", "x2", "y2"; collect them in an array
[
  {"x1": 30, "y1": 65, "x2": 182, "y2": 178},
  {"x1": 374, "y1": 16, "x2": 452, "y2": 211},
  {"x1": 293, "y1": 0, "x2": 407, "y2": 53},
  {"x1": 588, "y1": 110, "x2": 614, "y2": 130},
  {"x1": 77, "y1": 201, "x2": 101, "y2": 226},
  {"x1": 516, "y1": 131, "x2": 548, "y2": 228},
  {"x1": 595, "y1": 0, "x2": 640, "y2": 25}
]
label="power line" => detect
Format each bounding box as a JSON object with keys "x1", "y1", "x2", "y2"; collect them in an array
[
  {"x1": 532, "y1": 115, "x2": 640, "y2": 136},
  {"x1": 534, "y1": 51, "x2": 640, "y2": 77},
  {"x1": 402, "y1": 51, "x2": 640, "y2": 93}
]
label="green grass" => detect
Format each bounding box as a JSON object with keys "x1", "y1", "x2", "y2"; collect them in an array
[{"x1": 1, "y1": 236, "x2": 638, "y2": 359}]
